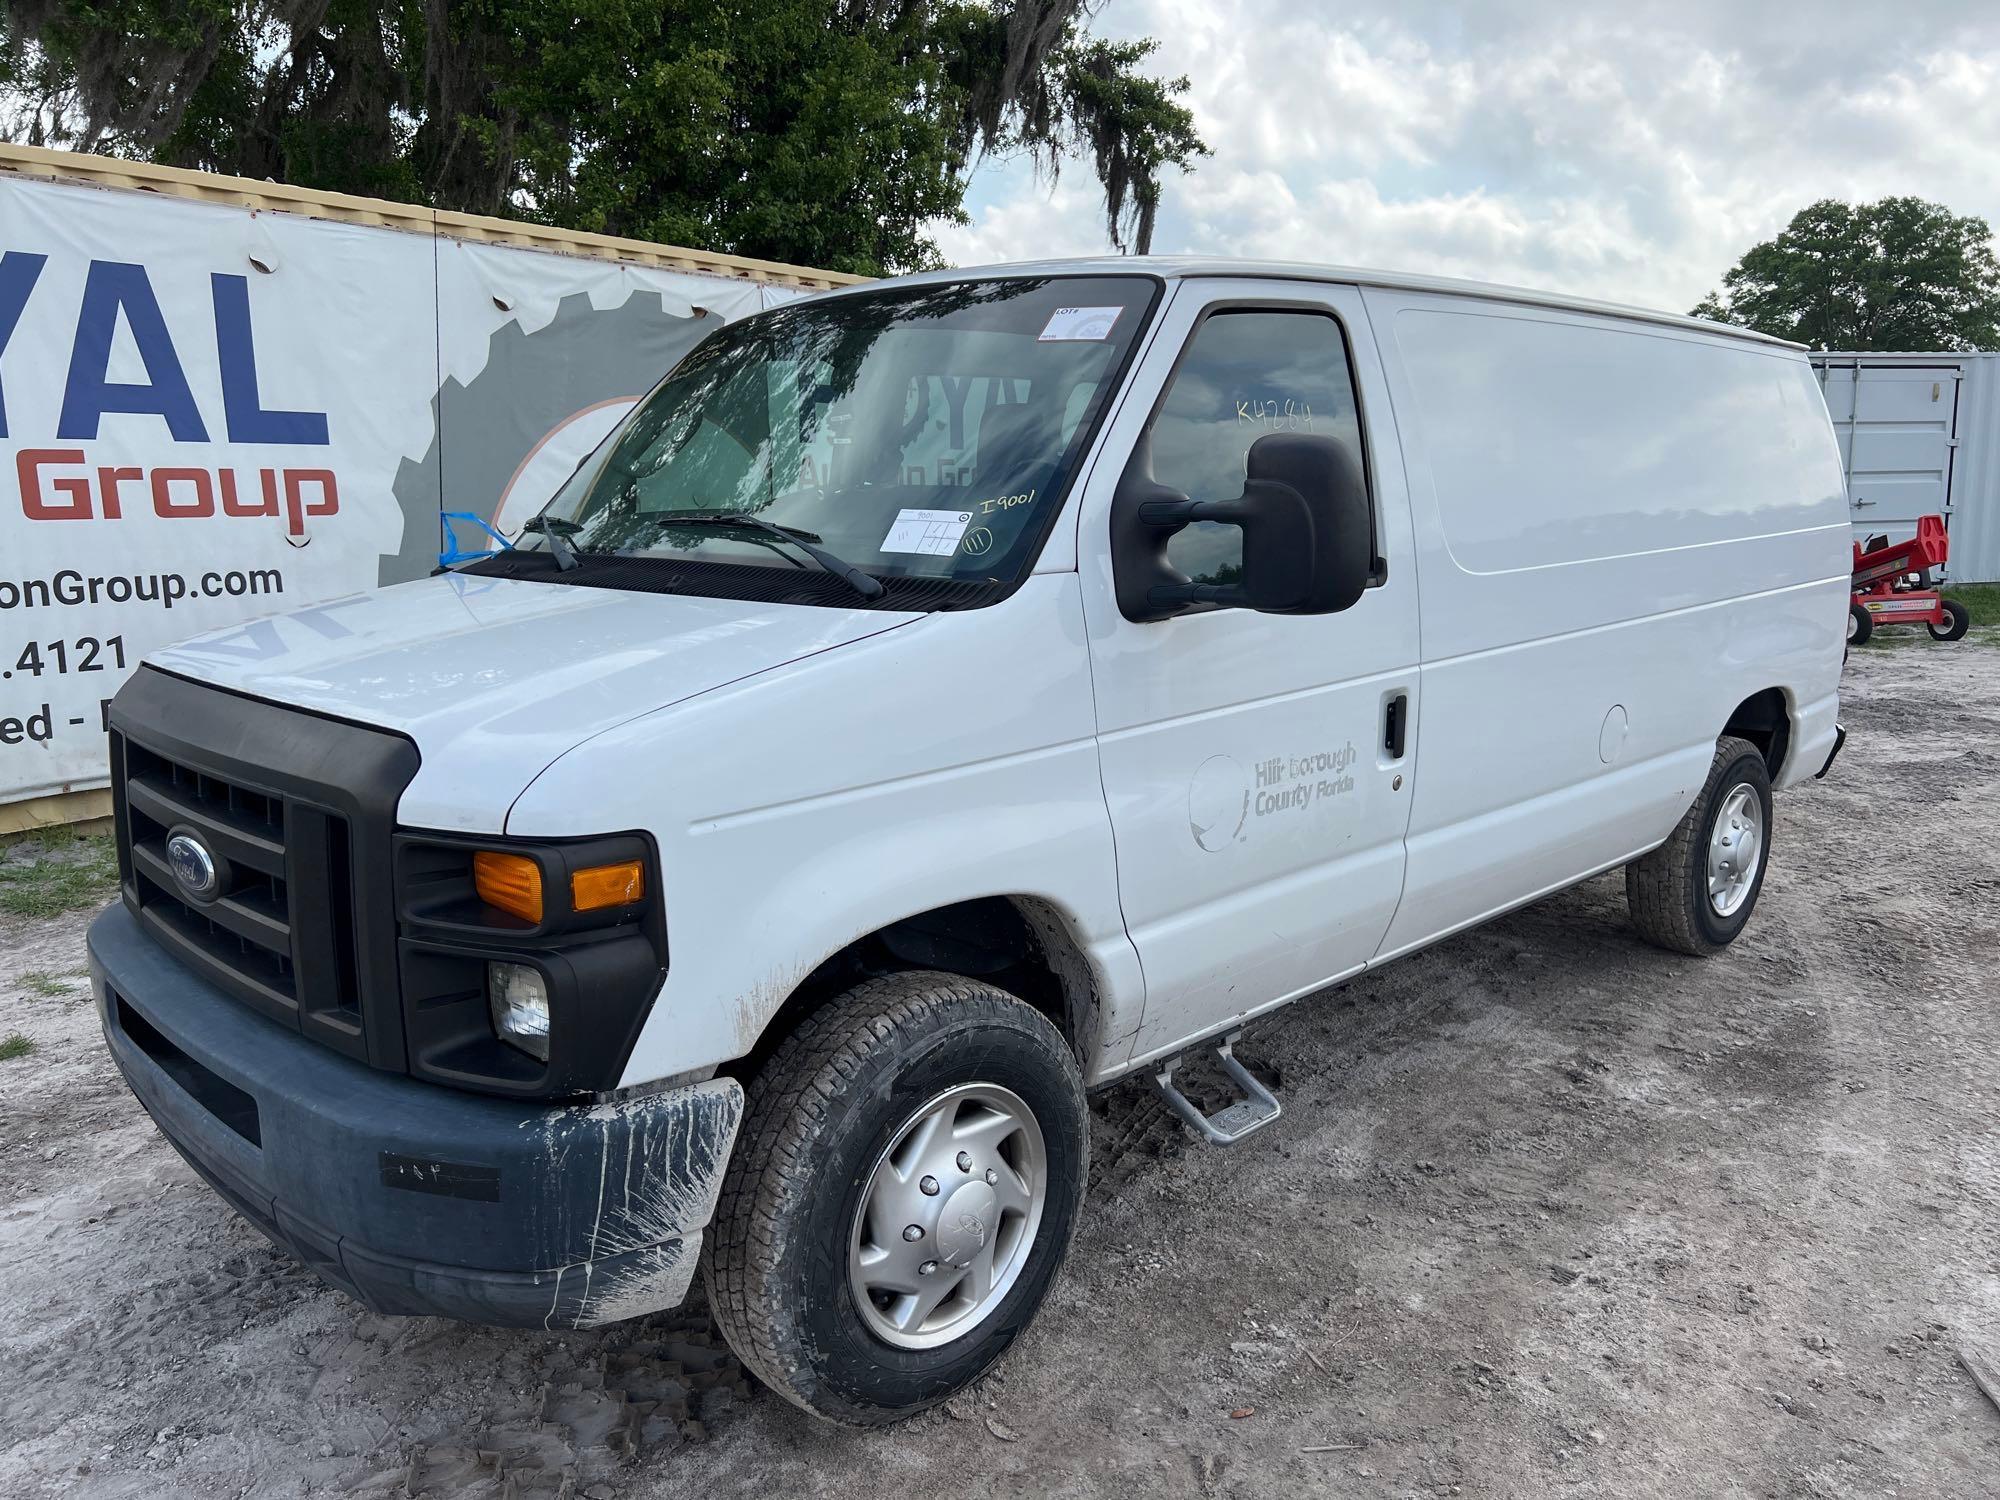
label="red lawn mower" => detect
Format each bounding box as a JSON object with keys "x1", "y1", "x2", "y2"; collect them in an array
[{"x1": 1848, "y1": 515, "x2": 1972, "y2": 647}]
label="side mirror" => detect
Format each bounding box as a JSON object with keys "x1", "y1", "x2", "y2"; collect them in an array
[{"x1": 1111, "y1": 431, "x2": 1372, "y2": 623}]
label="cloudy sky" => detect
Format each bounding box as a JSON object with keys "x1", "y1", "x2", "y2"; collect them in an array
[{"x1": 937, "y1": 0, "x2": 2000, "y2": 314}]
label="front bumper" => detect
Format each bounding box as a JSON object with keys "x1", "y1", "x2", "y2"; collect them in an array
[{"x1": 90, "y1": 902, "x2": 742, "y2": 1329}]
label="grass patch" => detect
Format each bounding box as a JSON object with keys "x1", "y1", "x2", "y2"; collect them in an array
[
  {"x1": 0, "y1": 1033, "x2": 34, "y2": 1061},
  {"x1": 18, "y1": 971, "x2": 72, "y2": 998},
  {"x1": 0, "y1": 827, "x2": 121, "y2": 919},
  {"x1": 1943, "y1": 581, "x2": 2000, "y2": 618}
]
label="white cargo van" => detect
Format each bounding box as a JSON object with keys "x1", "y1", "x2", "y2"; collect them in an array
[{"x1": 91, "y1": 259, "x2": 1850, "y2": 1425}]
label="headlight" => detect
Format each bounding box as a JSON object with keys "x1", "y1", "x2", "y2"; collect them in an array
[
  {"x1": 487, "y1": 961, "x2": 551, "y2": 1060},
  {"x1": 397, "y1": 829, "x2": 664, "y2": 1098}
]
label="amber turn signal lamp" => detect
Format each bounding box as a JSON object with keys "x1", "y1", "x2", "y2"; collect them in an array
[
  {"x1": 571, "y1": 860, "x2": 645, "y2": 912},
  {"x1": 473, "y1": 851, "x2": 544, "y2": 923}
]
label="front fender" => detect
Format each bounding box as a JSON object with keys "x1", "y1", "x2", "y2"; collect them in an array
[{"x1": 505, "y1": 574, "x2": 1146, "y2": 1086}]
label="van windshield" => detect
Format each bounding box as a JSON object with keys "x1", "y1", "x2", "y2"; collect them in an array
[{"x1": 523, "y1": 276, "x2": 1157, "y2": 600}]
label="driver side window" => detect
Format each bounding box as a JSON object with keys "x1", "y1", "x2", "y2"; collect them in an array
[{"x1": 1153, "y1": 309, "x2": 1366, "y2": 586}]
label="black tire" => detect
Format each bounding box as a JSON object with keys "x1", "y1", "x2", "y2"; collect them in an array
[
  {"x1": 1930, "y1": 597, "x2": 1971, "y2": 642},
  {"x1": 1626, "y1": 735, "x2": 1773, "y2": 956},
  {"x1": 1848, "y1": 602, "x2": 1872, "y2": 646},
  {"x1": 703, "y1": 972, "x2": 1087, "y2": 1426}
]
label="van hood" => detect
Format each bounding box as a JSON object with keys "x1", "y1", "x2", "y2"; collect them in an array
[{"x1": 148, "y1": 573, "x2": 920, "y2": 831}]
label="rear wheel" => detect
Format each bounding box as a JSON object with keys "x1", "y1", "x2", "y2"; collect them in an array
[
  {"x1": 1847, "y1": 603, "x2": 1872, "y2": 646},
  {"x1": 1626, "y1": 735, "x2": 1773, "y2": 956},
  {"x1": 1930, "y1": 597, "x2": 1971, "y2": 641},
  {"x1": 703, "y1": 972, "x2": 1087, "y2": 1426}
]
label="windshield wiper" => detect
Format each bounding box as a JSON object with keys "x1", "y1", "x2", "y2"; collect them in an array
[
  {"x1": 657, "y1": 511, "x2": 885, "y2": 600},
  {"x1": 519, "y1": 514, "x2": 583, "y2": 572}
]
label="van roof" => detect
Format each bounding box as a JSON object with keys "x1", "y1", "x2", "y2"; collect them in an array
[{"x1": 820, "y1": 255, "x2": 1804, "y2": 351}]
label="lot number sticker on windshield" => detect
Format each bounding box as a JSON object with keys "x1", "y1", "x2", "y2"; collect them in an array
[
  {"x1": 1038, "y1": 306, "x2": 1124, "y2": 342},
  {"x1": 881, "y1": 508, "x2": 974, "y2": 555}
]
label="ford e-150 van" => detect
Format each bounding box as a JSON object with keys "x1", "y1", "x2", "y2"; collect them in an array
[{"x1": 90, "y1": 259, "x2": 1850, "y2": 1425}]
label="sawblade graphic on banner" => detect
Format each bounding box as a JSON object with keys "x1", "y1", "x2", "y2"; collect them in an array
[{"x1": 383, "y1": 291, "x2": 719, "y2": 585}]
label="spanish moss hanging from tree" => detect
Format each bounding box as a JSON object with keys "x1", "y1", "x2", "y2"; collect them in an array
[{"x1": 0, "y1": 0, "x2": 1208, "y2": 272}]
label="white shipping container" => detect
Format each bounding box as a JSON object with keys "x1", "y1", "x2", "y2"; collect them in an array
[
  {"x1": 1811, "y1": 350, "x2": 2000, "y2": 582},
  {"x1": 0, "y1": 142, "x2": 860, "y2": 828}
]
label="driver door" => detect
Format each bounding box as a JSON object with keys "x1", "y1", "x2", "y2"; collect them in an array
[{"x1": 1074, "y1": 280, "x2": 1421, "y2": 1070}]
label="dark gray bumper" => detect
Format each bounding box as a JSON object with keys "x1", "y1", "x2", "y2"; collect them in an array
[{"x1": 89, "y1": 902, "x2": 741, "y2": 1329}]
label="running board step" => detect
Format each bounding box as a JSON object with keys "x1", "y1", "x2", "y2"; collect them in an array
[{"x1": 1153, "y1": 1032, "x2": 1281, "y2": 1145}]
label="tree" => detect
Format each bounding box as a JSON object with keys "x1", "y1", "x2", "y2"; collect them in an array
[
  {"x1": 0, "y1": 0, "x2": 1207, "y2": 275},
  {"x1": 1691, "y1": 197, "x2": 2000, "y2": 350}
]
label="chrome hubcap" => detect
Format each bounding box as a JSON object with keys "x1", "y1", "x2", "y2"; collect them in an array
[
  {"x1": 1707, "y1": 783, "x2": 1764, "y2": 917},
  {"x1": 847, "y1": 1082, "x2": 1046, "y2": 1350}
]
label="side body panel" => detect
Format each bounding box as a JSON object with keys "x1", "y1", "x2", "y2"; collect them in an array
[
  {"x1": 1364, "y1": 289, "x2": 1850, "y2": 959},
  {"x1": 1074, "y1": 279, "x2": 1422, "y2": 1070},
  {"x1": 506, "y1": 572, "x2": 1146, "y2": 1088}
]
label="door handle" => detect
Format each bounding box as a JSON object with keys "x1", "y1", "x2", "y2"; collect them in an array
[
  {"x1": 1853, "y1": 498, "x2": 1876, "y2": 507},
  {"x1": 1383, "y1": 692, "x2": 1409, "y2": 759}
]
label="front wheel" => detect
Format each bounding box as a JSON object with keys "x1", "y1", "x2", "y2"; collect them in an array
[
  {"x1": 1930, "y1": 597, "x2": 1971, "y2": 641},
  {"x1": 1626, "y1": 735, "x2": 1773, "y2": 956},
  {"x1": 703, "y1": 972, "x2": 1087, "y2": 1426}
]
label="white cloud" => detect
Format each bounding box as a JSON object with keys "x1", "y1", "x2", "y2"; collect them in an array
[
  {"x1": 947, "y1": 1, "x2": 2000, "y2": 315},
  {"x1": 931, "y1": 164, "x2": 1106, "y2": 267}
]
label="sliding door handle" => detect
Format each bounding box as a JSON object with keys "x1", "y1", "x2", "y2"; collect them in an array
[{"x1": 1383, "y1": 692, "x2": 1409, "y2": 759}]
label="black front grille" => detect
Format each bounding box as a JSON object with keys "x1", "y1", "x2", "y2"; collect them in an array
[
  {"x1": 109, "y1": 667, "x2": 420, "y2": 1071},
  {"x1": 119, "y1": 736, "x2": 362, "y2": 1048}
]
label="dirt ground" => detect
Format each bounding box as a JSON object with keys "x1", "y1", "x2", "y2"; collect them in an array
[{"x1": 3, "y1": 637, "x2": 1997, "y2": 1500}]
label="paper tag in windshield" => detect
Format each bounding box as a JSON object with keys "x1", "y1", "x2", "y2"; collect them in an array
[
  {"x1": 1037, "y1": 305, "x2": 1123, "y2": 342},
  {"x1": 881, "y1": 508, "x2": 974, "y2": 556}
]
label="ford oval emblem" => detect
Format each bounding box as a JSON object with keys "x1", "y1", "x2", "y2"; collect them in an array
[{"x1": 165, "y1": 829, "x2": 222, "y2": 902}]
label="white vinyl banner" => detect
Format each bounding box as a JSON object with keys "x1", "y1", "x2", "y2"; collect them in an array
[{"x1": 0, "y1": 175, "x2": 801, "y2": 805}]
